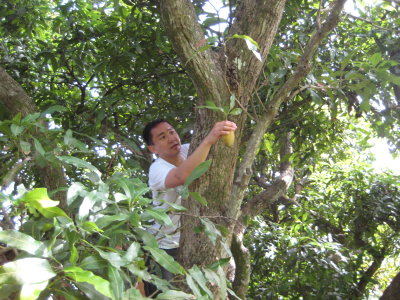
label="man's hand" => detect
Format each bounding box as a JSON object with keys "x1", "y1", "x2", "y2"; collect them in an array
[{"x1": 204, "y1": 121, "x2": 237, "y2": 145}]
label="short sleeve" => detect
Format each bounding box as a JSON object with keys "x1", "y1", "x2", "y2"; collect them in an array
[{"x1": 148, "y1": 160, "x2": 174, "y2": 191}]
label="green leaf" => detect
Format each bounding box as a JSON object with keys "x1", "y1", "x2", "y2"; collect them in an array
[
  {"x1": 229, "y1": 108, "x2": 242, "y2": 116},
  {"x1": 93, "y1": 247, "x2": 127, "y2": 269},
  {"x1": 57, "y1": 155, "x2": 101, "y2": 178},
  {"x1": 197, "y1": 105, "x2": 225, "y2": 114},
  {"x1": 189, "y1": 192, "x2": 208, "y2": 206},
  {"x1": 108, "y1": 265, "x2": 124, "y2": 300},
  {"x1": 155, "y1": 290, "x2": 194, "y2": 299},
  {"x1": 230, "y1": 34, "x2": 262, "y2": 61},
  {"x1": 200, "y1": 218, "x2": 221, "y2": 245},
  {"x1": 33, "y1": 137, "x2": 45, "y2": 156},
  {"x1": 229, "y1": 95, "x2": 236, "y2": 110},
  {"x1": 64, "y1": 266, "x2": 112, "y2": 298},
  {"x1": 0, "y1": 258, "x2": 56, "y2": 285},
  {"x1": 82, "y1": 221, "x2": 104, "y2": 233},
  {"x1": 20, "y1": 281, "x2": 48, "y2": 300},
  {"x1": 0, "y1": 230, "x2": 50, "y2": 257},
  {"x1": 145, "y1": 208, "x2": 174, "y2": 226},
  {"x1": 19, "y1": 140, "x2": 31, "y2": 155},
  {"x1": 143, "y1": 246, "x2": 185, "y2": 275},
  {"x1": 123, "y1": 242, "x2": 141, "y2": 262},
  {"x1": 188, "y1": 265, "x2": 213, "y2": 299},
  {"x1": 186, "y1": 274, "x2": 202, "y2": 298},
  {"x1": 96, "y1": 214, "x2": 129, "y2": 229},
  {"x1": 208, "y1": 258, "x2": 231, "y2": 270},
  {"x1": 184, "y1": 160, "x2": 212, "y2": 186},
  {"x1": 11, "y1": 124, "x2": 24, "y2": 136},
  {"x1": 136, "y1": 229, "x2": 159, "y2": 248},
  {"x1": 368, "y1": 52, "x2": 381, "y2": 67},
  {"x1": 22, "y1": 188, "x2": 67, "y2": 218}
]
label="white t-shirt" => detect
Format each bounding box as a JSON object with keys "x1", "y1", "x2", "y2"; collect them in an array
[{"x1": 148, "y1": 143, "x2": 190, "y2": 249}]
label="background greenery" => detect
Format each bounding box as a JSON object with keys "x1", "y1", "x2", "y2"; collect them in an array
[{"x1": 0, "y1": 0, "x2": 399, "y2": 299}]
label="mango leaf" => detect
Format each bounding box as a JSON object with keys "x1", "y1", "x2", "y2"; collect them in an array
[
  {"x1": 57, "y1": 155, "x2": 101, "y2": 178},
  {"x1": 229, "y1": 108, "x2": 242, "y2": 116},
  {"x1": 200, "y1": 218, "x2": 221, "y2": 245},
  {"x1": 208, "y1": 257, "x2": 231, "y2": 271},
  {"x1": 20, "y1": 281, "x2": 48, "y2": 300},
  {"x1": 96, "y1": 214, "x2": 129, "y2": 229},
  {"x1": 93, "y1": 248, "x2": 127, "y2": 269},
  {"x1": 136, "y1": 229, "x2": 159, "y2": 248},
  {"x1": 19, "y1": 140, "x2": 31, "y2": 155},
  {"x1": 108, "y1": 265, "x2": 124, "y2": 300},
  {"x1": 166, "y1": 201, "x2": 187, "y2": 211},
  {"x1": 67, "y1": 182, "x2": 87, "y2": 206},
  {"x1": 82, "y1": 221, "x2": 104, "y2": 233},
  {"x1": 184, "y1": 160, "x2": 212, "y2": 186},
  {"x1": 155, "y1": 290, "x2": 194, "y2": 299},
  {"x1": 143, "y1": 246, "x2": 185, "y2": 275},
  {"x1": 145, "y1": 208, "x2": 174, "y2": 226},
  {"x1": 33, "y1": 137, "x2": 45, "y2": 156},
  {"x1": 80, "y1": 256, "x2": 107, "y2": 271},
  {"x1": 124, "y1": 288, "x2": 148, "y2": 299},
  {"x1": 22, "y1": 188, "x2": 67, "y2": 218},
  {"x1": 188, "y1": 265, "x2": 213, "y2": 299},
  {"x1": 123, "y1": 242, "x2": 141, "y2": 262},
  {"x1": 64, "y1": 266, "x2": 112, "y2": 298},
  {"x1": 0, "y1": 230, "x2": 50, "y2": 257},
  {"x1": 11, "y1": 124, "x2": 24, "y2": 136},
  {"x1": 189, "y1": 192, "x2": 208, "y2": 206},
  {"x1": 0, "y1": 258, "x2": 56, "y2": 285},
  {"x1": 229, "y1": 95, "x2": 236, "y2": 110},
  {"x1": 78, "y1": 191, "x2": 103, "y2": 220},
  {"x1": 186, "y1": 274, "x2": 202, "y2": 298},
  {"x1": 230, "y1": 34, "x2": 262, "y2": 61}
]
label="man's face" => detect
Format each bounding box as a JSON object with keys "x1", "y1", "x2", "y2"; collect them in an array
[{"x1": 148, "y1": 122, "x2": 181, "y2": 158}]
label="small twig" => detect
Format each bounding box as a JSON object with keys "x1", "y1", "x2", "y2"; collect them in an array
[
  {"x1": 345, "y1": 13, "x2": 395, "y2": 31},
  {"x1": 1, "y1": 156, "x2": 32, "y2": 191}
]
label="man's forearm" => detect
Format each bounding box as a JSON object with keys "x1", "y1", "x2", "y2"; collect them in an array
[{"x1": 165, "y1": 139, "x2": 212, "y2": 188}]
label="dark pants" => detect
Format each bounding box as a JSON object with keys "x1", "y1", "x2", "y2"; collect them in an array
[{"x1": 144, "y1": 248, "x2": 178, "y2": 298}]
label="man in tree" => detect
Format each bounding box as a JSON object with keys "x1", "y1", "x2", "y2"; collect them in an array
[{"x1": 141, "y1": 119, "x2": 236, "y2": 295}]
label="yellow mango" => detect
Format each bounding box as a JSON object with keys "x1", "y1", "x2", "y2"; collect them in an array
[{"x1": 222, "y1": 131, "x2": 235, "y2": 147}]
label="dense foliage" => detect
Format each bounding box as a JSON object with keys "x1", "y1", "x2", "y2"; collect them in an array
[{"x1": 0, "y1": 0, "x2": 399, "y2": 299}]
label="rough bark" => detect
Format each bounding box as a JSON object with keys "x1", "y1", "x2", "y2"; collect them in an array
[
  {"x1": 158, "y1": 0, "x2": 346, "y2": 296},
  {"x1": 159, "y1": 0, "x2": 287, "y2": 271},
  {"x1": 380, "y1": 271, "x2": 400, "y2": 300},
  {"x1": 231, "y1": 131, "x2": 294, "y2": 298},
  {"x1": 0, "y1": 66, "x2": 67, "y2": 208},
  {"x1": 231, "y1": 232, "x2": 250, "y2": 300}
]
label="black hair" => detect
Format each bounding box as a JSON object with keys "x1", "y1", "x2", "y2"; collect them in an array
[{"x1": 142, "y1": 119, "x2": 170, "y2": 145}]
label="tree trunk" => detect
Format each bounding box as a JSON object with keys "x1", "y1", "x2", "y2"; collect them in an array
[
  {"x1": 381, "y1": 271, "x2": 400, "y2": 300},
  {"x1": 157, "y1": 0, "x2": 346, "y2": 296},
  {"x1": 0, "y1": 67, "x2": 67, "y2": 208},
  {"x1": 159, "y1": 0, "x2": 287, "y2": 270}
]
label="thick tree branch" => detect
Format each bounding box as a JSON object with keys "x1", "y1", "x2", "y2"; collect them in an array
[
  {"x1": 0, "y1": 66, "x2": 37, "y2": 116},
  {"x1": 241, "y1": 132, "x2": 294, "y2": 217},
  {"x1": 380, "y1": 271, "x2": 400, "y2": 300},
  {"x1": 232, "y1": 0, "x2": 346, "y2": 217},
  {"x1": 226, "y1": 0, "x2": 287, "y2": 96},
  {"x1": 231, "y1": 232, "x2": 250, "y2": 299},
  {"x1": 351, "y1": 252, "x2": 385, "y2": 298},
  {"x1": 0, "y1": 67, "x2": 68, "y2": 208},
  {"x1": 158, "y1": 0, "x2": 228, "y2": 105}
]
